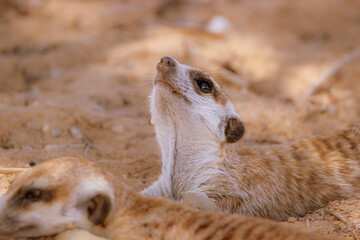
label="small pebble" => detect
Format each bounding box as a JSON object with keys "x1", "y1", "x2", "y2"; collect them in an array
[
  {"x1": 25, "y1": 161, "x2": 36, "y2": 168},
  {"x1": 70, "y1": 127, "x2": 83, "y2": 140},
  {"x1": 22, "y1": 145, "x2": 33, "y2": 150},
  {"x1": 51, "y1": 129, "x2": 61, "y2": 138},
  {"x1": 205, "y1": 16, "x2": 231, "y2": 34},
  {"x1": 44, "y1": 144, "x2": 60, "y2": 151},
  {"x1": 50, "y1": 68, "x2": 63, "y2": 78},
  {"x1": 42, "y1": 124, "x2": 50, "y2": 133},
  {"x1": 93, "y1": 105, "x2": 103, "y2": 111},
  {"x1": 112, "y1": 124, "x2": 125, "y2": 134}
]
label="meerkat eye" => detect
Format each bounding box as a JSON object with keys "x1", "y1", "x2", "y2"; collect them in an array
[
  {"x1": 24, "y1": 189, "x2": 42, "y2": 201},
  {"x1": 13, "y1": 188, "x2": 53, "y2": 207},
  {"x1": 196, "y1": 80, "x2": 212, "y2": 93}
]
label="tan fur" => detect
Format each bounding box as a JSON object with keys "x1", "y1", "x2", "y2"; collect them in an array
[
  {"x1": 143, "y1": 56, "x2": 360, "y2": 221},
  {"x1": 204, "y1": 123, "x2": 360, "y2": 220},
  {"x1": 0, "y1": 157, "x2": 328, "y2": 240}
]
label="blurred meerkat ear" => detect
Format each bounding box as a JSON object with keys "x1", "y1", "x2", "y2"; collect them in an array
[
  {"x1": 85, "y1": 194, "x2": 111, "y2": 225},
  {"x1": 224, "y1": 117, "x2": 245, "y2": 143}
]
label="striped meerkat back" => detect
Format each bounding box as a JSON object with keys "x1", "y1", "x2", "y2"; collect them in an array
[
  {"x1": 111, "y1": 196, "x2": 328, "y2": 240},
  {"x1": 203, "y1": 122, "x2": 360, "y2": 220}
]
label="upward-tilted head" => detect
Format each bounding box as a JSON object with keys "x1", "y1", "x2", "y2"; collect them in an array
[
  {"x1": 150, "y1": 56, "x2": 244, "y2": 144},
  {"x1": 144, "y1": 56, "x2": 246, "y2": 199},
  {"x1": 0, "y1": 157, "x2": 115, "y2": 239}
]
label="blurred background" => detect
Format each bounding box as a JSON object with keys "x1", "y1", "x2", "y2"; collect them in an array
[{"x1": 0, "y1": 0, "x2": 359, "y2": 239}]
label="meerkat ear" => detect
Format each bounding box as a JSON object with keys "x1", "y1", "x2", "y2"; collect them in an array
[
  {"x1": 224, "y1": 117, "x2": 245, "y2": 143},
  {"x1": 84, "y1": 194, "x2": 111, "y2": 225}
]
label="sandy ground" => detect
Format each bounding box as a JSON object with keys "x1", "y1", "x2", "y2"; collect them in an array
[{"x1": 0, "y1": 0, "x2": 359, "y2": 239}]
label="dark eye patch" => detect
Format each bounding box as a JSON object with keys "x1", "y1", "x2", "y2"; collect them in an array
[
  {"x1": 188, "y1": 68, "x2": 228, "y2": 105},
  {"x1": 10, "y1": 187, "x2": 54, "y2": 208},
  {"x1": 22, "y1": 189, "x2": 43, "y2": 201},
  {"x1": 189, "y1": 69, "x2": 214, "y2": 94}
]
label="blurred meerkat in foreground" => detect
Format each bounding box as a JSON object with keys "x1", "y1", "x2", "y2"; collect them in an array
[
  {"x1": 0, "y1": 157, "x2": 327, "y2": 240},
  {"x1": 142, "y1": 56, "x2": 360, "y2": 221}
]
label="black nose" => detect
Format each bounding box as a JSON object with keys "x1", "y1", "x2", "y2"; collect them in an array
[{"x1": 160, "y1": 56, "x2": 176, "y2": 68}]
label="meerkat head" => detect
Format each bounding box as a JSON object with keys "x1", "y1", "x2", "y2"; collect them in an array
[
  {"x1": 0, "y1": 157, "x2": 114, "y2": 239},
  {"x1": 150, "y1": 56, "x2": 244, "y2": 144}
]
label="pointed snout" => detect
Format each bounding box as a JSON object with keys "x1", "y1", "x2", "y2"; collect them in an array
[{"x1": 156, "y1": 56, "x2": 176, "y2": 73}]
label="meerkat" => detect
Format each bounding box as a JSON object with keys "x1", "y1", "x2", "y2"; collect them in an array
[
  {"x1": 0, "y1": 157, "x2": 328, "y2": 240},
  {"x1": 142, "y1": 56, "x2": 360, "y2": 221}
]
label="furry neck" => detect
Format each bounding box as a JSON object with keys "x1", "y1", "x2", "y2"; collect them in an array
[{"x1": 154, "y1": 116, "x2": 222, "y2": 199}]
